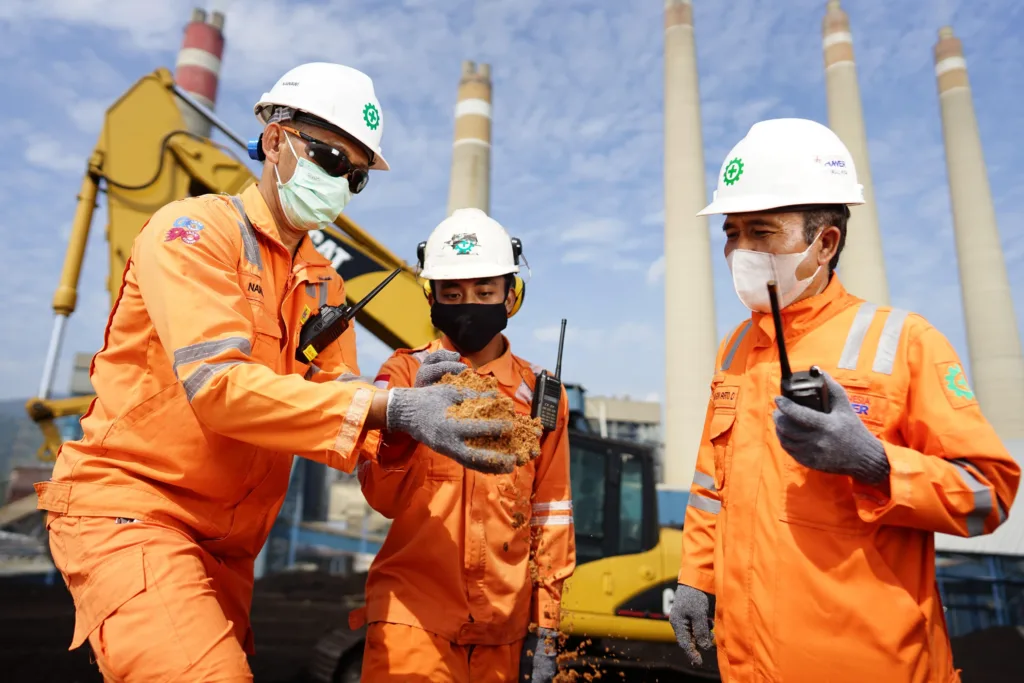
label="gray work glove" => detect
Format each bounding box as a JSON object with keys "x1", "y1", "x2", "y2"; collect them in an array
[
  {"x1": 413, "y1": 348, "x2": 468, "y2": 387},
  {"x1": 522, "y1": 627, "x2": 559, "y2": 683},
  {"x1": 386, "y1": 384, "x2": 517, "y2": 474},
  {"x1": 772, "y1": 371, "x2": 890, "y2": 485},
  {"x1": 669, "y1": 584, "x2": 714, "y2": 667}
]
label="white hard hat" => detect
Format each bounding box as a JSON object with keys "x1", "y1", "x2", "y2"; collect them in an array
[
  {"x1": 254, "y1": 62, "x2": 389, "y2": 170},
  {"x1": 419, "y1": 209, "x2": 520, "y2": 281},
  {"x1": 697, "y1": 118, "x2": 864, "y2": 216}
]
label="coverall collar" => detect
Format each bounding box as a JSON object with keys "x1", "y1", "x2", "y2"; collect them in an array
[
  {"x1": 751, "y1": 273, "x2": 855, "y2": 347},
  {"x1": 238, "y1": 183, "x2": 331, "y2": 269},
  {"x1": 439, "y1": 334, "x2": 520, "y2": 388}
]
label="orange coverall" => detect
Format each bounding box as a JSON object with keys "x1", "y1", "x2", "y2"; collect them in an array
[
  {"x1": 350, "y1": 336, "x2": 576, "y2": 682},
  {"x1": 35, "y1": 183, "x2": 384, "y2": 681},
  {"x1": 678, "y1": 275, "x2": 1020, "y2": 683}
]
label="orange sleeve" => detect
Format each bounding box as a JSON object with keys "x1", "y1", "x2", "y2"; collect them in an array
[
  {"x1": 357, "y1": 353, "x2": 424, "y2": 518},
  {"x1": 853, "y1": 320, "x2": 1021, "y2": 537},
  {"x1": 677, "y1": 395, "x2": 720, "y2": 594},
  {"x1": 131, "y1": 199, "x2": 385, "y2": 474},
  {"x1": 529, "y1": 384, "x2": 576, "y2": 630}
]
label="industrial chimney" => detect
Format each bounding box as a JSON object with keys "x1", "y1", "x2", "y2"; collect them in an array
[
  {"x1": 934, "y1": 26, "x2": 1024, "y2": 439},
  {"x1": 822, "y1": 0, "x2": 889, "y2": 305},
  {"x1": 446, "y1": 61, "x2": 492, "y2": 215},
  {"x1": 174, "y1": 8, "x2": 225, "y2": 138},
  {"x1": 663, "y1": 0, "x2": 717, "y2": 491}
]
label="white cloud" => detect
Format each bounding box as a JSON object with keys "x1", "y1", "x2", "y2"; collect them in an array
[
  {"x1": 646, "y1": 255, "x2": 665, "y2": 287},
  {"x1": 25, "y1": 140, "x2": 84, "y2": 173}
]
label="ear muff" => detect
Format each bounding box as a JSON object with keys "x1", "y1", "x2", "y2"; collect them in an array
[
  {"x1": 508, "y1": 275, "x2": 525, "y2": 317},
  {"x1": 247, "y1": 133, "x2": 267, "y2": 162}
]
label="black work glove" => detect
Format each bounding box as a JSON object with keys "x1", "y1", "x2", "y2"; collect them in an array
[{"x1": 772, "y1": 371, "x2": 890, "y2": 485}]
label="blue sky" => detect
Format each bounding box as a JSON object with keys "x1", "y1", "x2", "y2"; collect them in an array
[{"x1": 0, "y1": 0, "x2": 1022, "y2": 410}]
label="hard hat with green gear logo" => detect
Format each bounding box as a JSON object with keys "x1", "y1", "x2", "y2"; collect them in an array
[
  {"x1": 254, "y1": 62, "x2": 390, "y2": 170},
  {"x1": 697, "y1": 118, "x2": 864, "y2": 216},
  {"x1": 419, "y1": 209, "x2": 520, "y2": 281}
]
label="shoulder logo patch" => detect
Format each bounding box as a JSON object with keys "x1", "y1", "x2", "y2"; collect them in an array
[
  {"x1": 166, "y1": 216, "x2": 205, "y2": 245},
  {"x1": 938, "y1": 361, "x2": 977, "y2": 408}
]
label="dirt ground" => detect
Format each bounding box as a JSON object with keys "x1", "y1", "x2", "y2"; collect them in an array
[{"x1": 1, "y1": 571, "x2": 1021, "y2": 682}]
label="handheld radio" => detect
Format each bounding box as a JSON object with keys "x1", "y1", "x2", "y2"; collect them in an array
[
  {"x1": 767, "y1": 280, "x2": 831, "y2": 413},
  {"x1": 531, "y1": 318, "x2": 567, "y2": 431},
  {"x1": 296, "y1": 268, "x2": 402, "y2": 363}
]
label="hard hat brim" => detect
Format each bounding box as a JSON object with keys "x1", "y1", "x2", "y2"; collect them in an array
[
  {"x1": 697, "y1": 192, "x2": 865, "y2": 217},
  {"x1": 419, "y1": 264, "x2": 520, "y2": 281}
]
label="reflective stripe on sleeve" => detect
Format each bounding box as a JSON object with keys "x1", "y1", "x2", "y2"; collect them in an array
[
  {"x1": 172, "y1": 337, "x2": 251, "y2": 378},
  {"x1": 688, "y1": 492, "x2": 721, "y2": 515},
  {"x1": 950, "y1": 459, "x2": 998, "y2": 536},
  {"x1": 182, "y1": 360, "x2": 247, "y2": 402},
  {"x1": 533, "y1": 501, "x2": 573, "y2": 512},
  {"x1": 531, "y1": 514, "x2": 573, "y2": 527},
  {"x1": 692, "y1": 470, "x2": 716, "y2": 492},
  {"x1": 333, "y1": 387, "x2": 374, "y2": 455}
]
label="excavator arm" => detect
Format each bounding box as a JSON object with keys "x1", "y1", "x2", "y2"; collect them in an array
[{"x1": 28, "y1": 67, "x2": 434, "y2": 461}]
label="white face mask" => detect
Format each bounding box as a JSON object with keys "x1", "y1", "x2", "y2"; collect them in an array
[
  {"x1": 727, "y1": 232, "x2": 823, "y2": 313},
  {"x1": 274, "y1": 134, "x2": 352, "y2": 232}
]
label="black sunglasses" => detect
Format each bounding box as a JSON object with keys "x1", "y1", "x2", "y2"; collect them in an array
[{"x1": 281, "y1": 126, "x2": 369, "y2": 194}]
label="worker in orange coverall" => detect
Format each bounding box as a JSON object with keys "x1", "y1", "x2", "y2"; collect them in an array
[
  {"x1": 33, "y1": 63, "x2": 515, "y2": 683},
  {"x1": 349, "y1": 209, "x2": 577, "y2": 683},
  {"x1": 669, "y1": 117, "x2": 1021, "y2": 683}
]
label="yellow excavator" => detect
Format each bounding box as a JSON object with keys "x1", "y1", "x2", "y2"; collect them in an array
[{"x1": 23, "y1": 67, "x2": 712, "y2": 681}]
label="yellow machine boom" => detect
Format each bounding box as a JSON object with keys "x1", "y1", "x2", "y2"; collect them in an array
[{"x1": 28, "y1": 67, "x2": 435, "y2": 461}]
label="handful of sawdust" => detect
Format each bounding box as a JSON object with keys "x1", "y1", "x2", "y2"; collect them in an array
[{"x1": 439, "y1": 371, "x2": 542, "y2": 467}]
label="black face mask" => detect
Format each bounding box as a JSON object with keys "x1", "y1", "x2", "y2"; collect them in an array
[{"x1": 430, "y1": 302, "x2": 508, "y2": 354}]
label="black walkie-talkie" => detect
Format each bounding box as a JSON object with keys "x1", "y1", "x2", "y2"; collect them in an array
[
  {"x1": 296, "y1": 268, "x2": 402, "y2": 363},
  {"x1": 531, "y1": 318, "x2": 567, "y2": 431},
  {"x1": 767, "y1": 280, "x2": 831, "y2": 413}
]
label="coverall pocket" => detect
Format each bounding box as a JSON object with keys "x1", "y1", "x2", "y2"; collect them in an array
[
  {"x1": 708, "y1": 410, "x2": 736, "y2": 493},
  {"x1": 426, "y1": 454, "x2": 463, "y2": 481},
  {"x1": 779, "y1": 458, "x2": 870, "y2": 534},
  {"x1": 250, "y1": 310, "x2": 283, "y2": 365},
  {"x1": 69, "y1": 545, "x2": 147, "y2": 651}
]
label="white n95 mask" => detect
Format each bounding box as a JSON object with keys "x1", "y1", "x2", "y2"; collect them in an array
[
  {"x1": 275, "y1": 133, "x2": 352, "y2": 232},
  {"x1": 727, "y1": 233, "x2": 822, "y2": 313}
]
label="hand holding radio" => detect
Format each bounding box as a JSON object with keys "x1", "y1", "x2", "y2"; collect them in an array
[{"x1": 773, "y1": 371, "x2": 891, "y2": 485}]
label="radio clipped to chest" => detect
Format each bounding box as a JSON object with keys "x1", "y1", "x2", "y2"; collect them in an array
[
  {"x1": 767, "y1": 280, "x2": 831, "y2": 413},
  {"x1": 296, "y1": 268, "x2": 402, "y2": 363},
  {"x1": 531, "y1": 318, "x2": 567, "y2": 431}
]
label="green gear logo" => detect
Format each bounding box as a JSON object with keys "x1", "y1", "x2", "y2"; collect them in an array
[
  {"x1": 362, "y1": 103, "x2": 380, "y2": 131},
  {"x1": 723, "y1": 158, "x2": 744, "y2": 186},
  {"x1": 945, "y1": 364, "x2": 974, "y2": 400}
]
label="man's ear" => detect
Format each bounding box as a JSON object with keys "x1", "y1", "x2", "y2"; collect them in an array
[
  {"x1": 504, "y1": 284, "x2": 516, "y2": 316},
  {"x1": 262, "y1": 123, "x2": 284, "y2": 165},
  {"x1": 818, "y1": 225, "x2": 841, "y2": 266}
]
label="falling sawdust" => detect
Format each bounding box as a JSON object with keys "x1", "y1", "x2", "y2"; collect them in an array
[{"x1": 441, "y1": 371, "x2": 542, "y2": 467}]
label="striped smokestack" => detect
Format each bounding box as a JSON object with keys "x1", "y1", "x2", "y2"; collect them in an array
[
  {"x1": 446, "y1": 61, "x2": 492, "y2": 215},
  {"x1": 822, "y1": 0, "x2": 890, "y2": 305},
  {"x1": 663, "y1": 0, "x2": 717, "y2": 491},
  {"x1": 174, "y1": 8, "x2": 225, "y2": 138},
  {"x1": 934, "y1": 26, "x2": 1024, "y2": 438}
]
